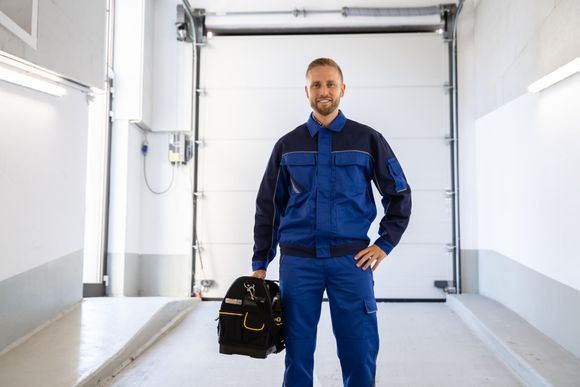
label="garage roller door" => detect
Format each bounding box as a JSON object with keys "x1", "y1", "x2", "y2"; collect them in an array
[{"x1": 195, "y1": 33, "x2": 453, "y2": 299}]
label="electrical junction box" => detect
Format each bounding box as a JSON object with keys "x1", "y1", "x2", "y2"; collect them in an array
[{"x1": 169, "y1": 132, "x2": 193, "y2": 164}]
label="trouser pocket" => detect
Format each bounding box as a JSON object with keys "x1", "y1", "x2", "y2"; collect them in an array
[{"x1": 364, "y1": 297, "x2": 377, "y2": 314}]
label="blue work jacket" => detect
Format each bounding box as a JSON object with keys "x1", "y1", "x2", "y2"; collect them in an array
[{"x1": 251, "y1": 110, "x2": 412, "y2": 271}]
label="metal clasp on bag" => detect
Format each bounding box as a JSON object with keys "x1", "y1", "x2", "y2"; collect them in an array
[{"x1": 244, "y1": 283, "x2": 256, "y2": 301}]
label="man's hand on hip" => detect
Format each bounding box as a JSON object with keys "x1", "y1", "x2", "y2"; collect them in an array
[
  {"x1": 354, "y1": 245, "x2": 387, "y2": 272},
  {"x1": 252, "y1": 269, "x2": 266, "y2": 279}
]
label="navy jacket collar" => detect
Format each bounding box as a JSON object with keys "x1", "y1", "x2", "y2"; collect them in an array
[{"x1": 306, "y1": 110, "x2": 347, "y2": 137}]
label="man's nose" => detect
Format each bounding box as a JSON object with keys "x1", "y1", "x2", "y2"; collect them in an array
[{"x1": 318, "y1": 89, "x2": 331, "y2": 98}]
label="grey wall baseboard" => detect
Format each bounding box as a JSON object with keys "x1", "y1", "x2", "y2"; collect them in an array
[
  {"x1": 461, "y1": 249, "x2": 479, "y2": 293},
  {"x1": 124, "y1": 252, "x2": 141, "y2": 297},
  {"x1": 0, "y1": 250, "x2": 83, "y2": 353},
  {"x1": 139, "y1": 254, "x2": 190, "y2": 297},
  {"x1": 107, "y1": 253, "x2": 190, "y2": 297},
  {"x1": 83, "y1": 283, "x2": 106, "y2": 297},
  {"x1": 478, "y1": 249, "x2": 580, "y2": 359}
]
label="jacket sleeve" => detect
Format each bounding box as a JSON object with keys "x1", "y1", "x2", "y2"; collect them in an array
[
  {"x1": 371, "y1": 132, "x2": 412, "y2": 254},
  {"x1": 251, "y1": 140, "x2": 289, "y2": 271}
]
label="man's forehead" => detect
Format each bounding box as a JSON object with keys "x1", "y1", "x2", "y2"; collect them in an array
[{"x1": 307, "y1": 66, "x2": 342, "y2": 82}]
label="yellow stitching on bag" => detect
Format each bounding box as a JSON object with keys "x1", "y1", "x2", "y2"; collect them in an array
[
  {"x1": 219, "y1": 312, "x2": 243, "y2": 317},
  {"x1": 243, "y1": 312, "x2": 265, "y2": 331}
]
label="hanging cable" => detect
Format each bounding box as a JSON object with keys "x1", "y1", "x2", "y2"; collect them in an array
[{"x1": 141, "y1": 135, "x2": 176, "y2": 195}]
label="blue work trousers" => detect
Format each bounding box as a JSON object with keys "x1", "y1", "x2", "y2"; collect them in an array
[{"x1": 280, "y1": 253, "x2": 379, "y2": 387}]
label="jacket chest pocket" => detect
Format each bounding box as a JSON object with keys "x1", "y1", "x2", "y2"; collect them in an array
[
  {"x1": 282, "y1": 153, "x2": 317, "y2": 194},
  {"x1": 334, "y1": 152, "x2": 371, "y2": 194}
]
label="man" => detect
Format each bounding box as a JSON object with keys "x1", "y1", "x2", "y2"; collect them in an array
[{"x1": 251, "y1": 58, "x2": 412, "y2": 387}]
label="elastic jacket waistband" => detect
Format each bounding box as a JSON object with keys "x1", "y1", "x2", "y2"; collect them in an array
[{"x1": 279, "y1": 241, "x2": 369, "y2": 258}]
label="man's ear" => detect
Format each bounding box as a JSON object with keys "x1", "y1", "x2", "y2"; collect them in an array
[
  {"x1": 340, "y1": 83, "x2": 346, "y2": 97},
  {"x1": 304, "y1": 85, "x2": 309, "y2": 98}
]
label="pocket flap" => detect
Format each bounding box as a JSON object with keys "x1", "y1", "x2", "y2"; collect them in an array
[
  {"x1": 282, "y1": 153, "x2": 316, "y2": 166},
  {"x1": 387, "y1": 158, "x2": 403, "y2": 176},
  {"x1": 334, "y1": 152, "x2": 369, "y2": 166},
  {"x1": 364, "y1": 298, "x2": 377, "y2": 314},
  {"x1": 387, "y1": 157, "x2": 408, "y2": 192}
]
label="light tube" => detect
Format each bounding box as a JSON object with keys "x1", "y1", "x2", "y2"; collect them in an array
[
  {"x1": 527, "y1": 57, "x2": 580, "y2": 93},
  {"x1": 0, "y1": 66, "x2": 67, "y2": 97}
]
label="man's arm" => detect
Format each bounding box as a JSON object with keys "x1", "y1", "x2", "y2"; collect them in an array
[
  {"x1": 251, "y1": 140, "x2": 289, "y2": 273},
  {"x1": 371, "y1": 132, "x2": 412, "y2": 254}
]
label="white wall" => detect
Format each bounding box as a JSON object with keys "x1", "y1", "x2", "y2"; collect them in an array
[
  {"x1": 0, "y1": 0, "x2": 107, "y2": 350},
  {"x1": 456, "y1": 0, "x2": 478, "y2": 250},
  {"x1": 83, "y1": 91, "x2": 109, "y2": 283},
  {"x1": 0, "y1": 81, "x2": 88, "y2": 282},
  {"x1": 475, "y1": 78, "x2": 580, "y2": 291},
  {"x1": 110, "y1": 0, "x2": 580, "y2": 299},
  {"x1": 139, "y1": 0, "x2": 193, "y2": 258},
  {"x1": 108, "y1": 0, "x2": 449, "y2": 297},
  {"x1": 472, "y1": 0, "x2": 579, "y2": 118},
  {"x1": 107, "y1": 121, "x2": 142, "y2": 255},
  {"x1": 108, "y1": 123, "x2": 193, "y2": 258},
  {"x1": 0, "y1": 74, "x2": 90, "y2": 352},
  {"x1": 139, "y1": 133, "x2": 193, "y2": 255},
  {"x1": 108, "y1": 0, "x2": 193, "y2": 296},
  {"x1": 0, "y1": 0, "x2": 107, "y2": 87},
  {"x1": 458, "y1": 0, "x2": 580, "y2": 292}
]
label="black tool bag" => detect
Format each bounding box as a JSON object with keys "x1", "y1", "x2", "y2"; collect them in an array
[{"x1": 217, "y1": 276, "x2": 285, "y2": 358}]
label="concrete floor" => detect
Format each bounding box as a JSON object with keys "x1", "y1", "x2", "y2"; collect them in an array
[
  {"x1": 106, "y1": 301, "x2": 523, "y2": 387},
  {"x1": 0, "y1": 297, "x2": 197, "y2": 387}
]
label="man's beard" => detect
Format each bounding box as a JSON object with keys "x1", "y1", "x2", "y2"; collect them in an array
[{"x1": 310, "y1": 97, "x2": 340, "y2": 117}]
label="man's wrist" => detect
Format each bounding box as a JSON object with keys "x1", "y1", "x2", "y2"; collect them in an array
[
  {"x1": 252, "y1": 260, "x2": 267, "y2": 272},
  {"x1": 373, "y1": 237, "x2": 394, "y2": 255}
]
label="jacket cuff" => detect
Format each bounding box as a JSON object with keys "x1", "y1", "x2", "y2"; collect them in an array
[
  {"x1": 252, "y1": 260, "x2": 267, "y2": 271},
  {"x1": 373, "y1": 237, "x2": 395, "y2": 255}
]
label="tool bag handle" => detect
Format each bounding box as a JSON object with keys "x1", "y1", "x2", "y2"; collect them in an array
[{"x1": 252, "y1": 278, "x2": 284, "y2": 352}]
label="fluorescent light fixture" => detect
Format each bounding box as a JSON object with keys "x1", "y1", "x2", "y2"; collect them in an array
[
  {"x1": 527, "y1": 57, "x2": 580, "y2": 93},
  {"x1": 0, "y1": 66, "x2": 67, "y2": 96}
]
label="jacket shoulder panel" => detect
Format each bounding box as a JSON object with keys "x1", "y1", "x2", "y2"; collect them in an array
[
  {"x1": 278, "y1": 124, "x2": 317, "y2": 153},
  {"x1": 333, "y1": 119, "x2": 386, "y2": 155}
]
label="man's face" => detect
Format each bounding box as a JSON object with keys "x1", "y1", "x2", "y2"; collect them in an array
[{"x1": 305, "y1": 66, "x2": 346, "y2": 117}]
